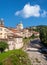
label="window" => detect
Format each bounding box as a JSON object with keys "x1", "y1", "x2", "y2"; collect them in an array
[
  {"x1": 4, "y1": 33, "x2": 7, "y2": 38},
  {"x1": 0, "y1": 28, "x2": 2, "y2": 31},
  {"x1": 4, "y1": 29, "x2": 9, "y2": 32},
  {"x1": 0, "y1": 33, "x2": 2, "y2": 35},
  {"x1": 4, "y1": 29, "x2": 7, "y2": 31}
]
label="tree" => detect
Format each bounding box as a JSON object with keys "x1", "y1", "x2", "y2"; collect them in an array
[
  {"x1": 39, "y1": 26, "x2": 47, "y2": 47},
  {"x1": 0, "y1": 41, "x2": 8, "y2": 53},
  {"x1": 31, "y1": 34, "x2": 35, "y2": 39}
]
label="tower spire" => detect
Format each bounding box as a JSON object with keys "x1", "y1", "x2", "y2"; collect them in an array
[{"x1": 0, "y1": 18, "x2": 4, "y2": 26}]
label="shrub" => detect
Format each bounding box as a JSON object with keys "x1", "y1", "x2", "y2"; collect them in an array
[{"x1": 0, "y1": 41, "x2": 8, "y2": 53}]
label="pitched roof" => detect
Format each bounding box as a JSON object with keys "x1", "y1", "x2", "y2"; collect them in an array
[
  {"x1": 13, "y1": 34, "x2": 22, "y2": 38},
  {"x1": 10, "y1": 29, "x2": 18, "y2": 33},
  {"x1": 0, "y1": 25, "x2": 4, "y2": 27},
  {"x1": 8, "y1": 33, "x2": 22, "y2": 38}
]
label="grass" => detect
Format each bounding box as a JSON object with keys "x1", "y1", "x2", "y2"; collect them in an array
[
  {"x1": 0, "y1": 49, "x2": 31, "y2": 65},
  {"x1": 0, "y1": 50, "x2": 16, "y2": 61}
]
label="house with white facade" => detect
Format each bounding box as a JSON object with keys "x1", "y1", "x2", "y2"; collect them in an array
[{"x1": 0, "y1": 19, "x2": 23, "y2": 51}]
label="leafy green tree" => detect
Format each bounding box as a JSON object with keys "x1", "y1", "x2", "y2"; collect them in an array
[
  {"x1": 31, "y1": 34, "x2": 35, "y2": 39},
  {"x1": 0, "y1": 41, "x2": 8, "y2": 53},
  {"x1": 39, "y1": 26, "x2": 47, "y2": 47}
]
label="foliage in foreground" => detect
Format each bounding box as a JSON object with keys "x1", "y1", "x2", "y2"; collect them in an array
[
  {"x1": 0, "y1": 49, "x2": 31, "y2": 65},
  {"x1": 0, "y1": 41, "x2": 8, "y2": 53}
]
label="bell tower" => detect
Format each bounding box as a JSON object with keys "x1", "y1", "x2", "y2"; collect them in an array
[
  {"x1": 0, "y1": 18, "x2": 4, "y2": 26},
  {"x1": 16, "y1": 21, "x2": 23, "y2": 30}
]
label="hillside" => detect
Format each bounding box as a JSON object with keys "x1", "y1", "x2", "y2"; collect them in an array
[
  {"x1": 27, "y1": 25, "x2": 47, "y2": 32},
  {"x1": 0, "y1": 49, "x2": 31, "y2": 65}
]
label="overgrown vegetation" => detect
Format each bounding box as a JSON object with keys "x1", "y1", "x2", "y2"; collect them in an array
[
  {"x1": 39, "y1": 26, "x2": 47, "y2": 47},
  {"x1": 23, "y1": 35, "x2": 39, "y2": 49},
  {"x1": 0, "y1": 49, "x2": 31, "y2": 65},
  {"x1": 0, "y1": 41, "x2": 8, "y2": 53},
  {"x1": 23, "y1": 37, "x2": 31, "y2": 49},
  {"x1": 26, "y1": 25, "x2": 47, "y2": 47}
]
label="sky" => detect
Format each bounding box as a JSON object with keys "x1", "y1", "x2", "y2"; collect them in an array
[{"x1": 0, "y1": 0, "x2": 47, "y2": 28}]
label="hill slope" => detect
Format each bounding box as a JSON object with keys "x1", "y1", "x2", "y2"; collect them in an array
[{"x1": 0, "y1": 49, "x2": 31, "y2": 65}]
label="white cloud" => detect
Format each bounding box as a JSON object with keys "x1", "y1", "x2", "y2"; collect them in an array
[{"x1": 15, "y1": 3, "x2": 47, "y2": 18}]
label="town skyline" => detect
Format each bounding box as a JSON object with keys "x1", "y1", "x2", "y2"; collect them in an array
[{"x1": 0, "y1": 0, "x2": 47, "y2": 28}]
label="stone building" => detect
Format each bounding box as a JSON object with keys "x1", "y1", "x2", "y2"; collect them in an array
[
  {"x1": 16, "y1": 21, "x2": 23, "y2": 30},
  {"x1": 0, "y1": 19, "x2": 23, "y2": 51}
]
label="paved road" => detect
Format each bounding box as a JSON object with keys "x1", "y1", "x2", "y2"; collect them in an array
[{"x1": 25, "y1": 38, "x2": 47, "y2": 65}]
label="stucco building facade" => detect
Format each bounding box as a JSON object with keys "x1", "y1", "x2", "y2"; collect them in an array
[{"x1": 0, "y1": 19, "x2": 23, "y2": 51}]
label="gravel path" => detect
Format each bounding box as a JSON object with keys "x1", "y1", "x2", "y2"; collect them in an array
[
  {"x1": 27, "y1": 51, "x2": 47, "y2": 65},
  {"x1": 23, "y1": 38, "x2": 47, "y2": 65}
]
